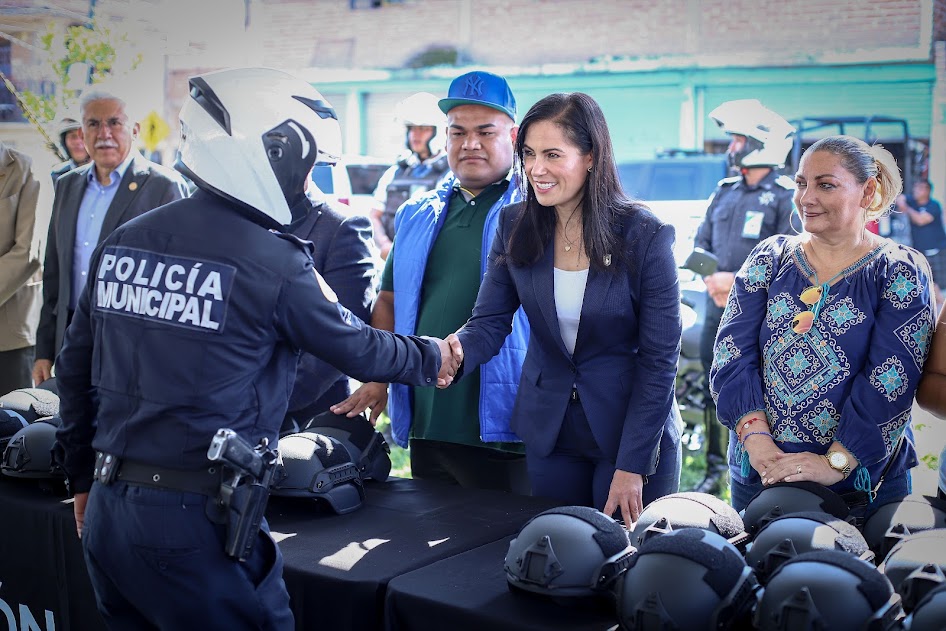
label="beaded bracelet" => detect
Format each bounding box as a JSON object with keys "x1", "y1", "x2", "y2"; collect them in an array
[
  {"x1": 741, "y1": 431, "x2": 772, "y2": 445},
  {"x1": 740, "y1": 416, "x2": 766, "y2": 433}
]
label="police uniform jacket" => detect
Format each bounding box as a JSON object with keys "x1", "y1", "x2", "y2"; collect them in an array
[
  {"x1": 288, "y1": 198, "x2": 378, "y2": 414},
  {"x1": 54, "y1": 191, "x2": 442, "y2": 493},
  {"x1": 694, "y1": 169, "x2": 796, "y2": 273}
]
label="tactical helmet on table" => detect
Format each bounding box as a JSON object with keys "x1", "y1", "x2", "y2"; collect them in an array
[
  {"x1": 907, "y1": 583, "x2": 946, "y2": 631},
  {"x1": 879, "y1": 529, "x2": 946, "y2": 613},
  {"x1": 0, "y1": 387, "x2": 61, "y2": 423},
  {"x1": 742, "y1": 481, "x2": 851, "y2": 535},
  {"x1": 271, "y1": 430, "x2": 364, "y2": 514},
  {"x1": 755, "y1": 550, "x2": 902, "y2": 630},
  {"x1": 2, "y1": 416, "x2": 65, "y2": 480},
  {"x1": 746, "y1": 511, "x2": 873, "y2": 584},
  {"x1": 504, "y1": 505, "x2": 633, "y2": 598},
  {"x1": 35, "y1": 376, "x2": 58, "y2": 396},
  {"x1": 176, "y1": 67, "x2": 342, "y2": 228},
  {"x1": 616, "y1": 528, "x2": 759, "y2": 630},
  {"x1": 863, "y1": 494, "x2": 946, "y2": 560},
  {"x1": 303, "y1": 410, "x2": 391, "y2": 482},
  {"x1": 628, "y1": 491, "x2": 746, "y2": 549},
  {"x1": 0, "y1": 409, "x2": 28, "y2": 451}
]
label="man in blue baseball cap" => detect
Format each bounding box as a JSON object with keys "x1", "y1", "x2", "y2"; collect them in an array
[{"x1": 333, "y1": 70, "x2": 532, "y2": 494}]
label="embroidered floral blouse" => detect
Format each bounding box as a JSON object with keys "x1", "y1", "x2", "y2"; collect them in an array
[{"x1": 710, "y1": 234, "x2": 935, "y2": 491}]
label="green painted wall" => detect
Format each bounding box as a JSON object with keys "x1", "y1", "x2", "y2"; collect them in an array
[{"x1": 311, "y1": 62, "x2": 935, "y2": 161}]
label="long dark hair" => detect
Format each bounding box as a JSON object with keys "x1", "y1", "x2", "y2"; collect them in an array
[{"x1": 506, "y1": 92, "x2": 644, "y2": 271}]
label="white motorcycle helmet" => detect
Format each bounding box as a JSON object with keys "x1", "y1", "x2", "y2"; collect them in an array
[
  {"x1": 394, "y1": 92, "x2": 446, "y2": 157},
  {"x1": 709, "y1": 99, "x2": 795, "y2": 169},
  {"x1": 176, "y1": 67, "x2": 342, "y2": 228}
]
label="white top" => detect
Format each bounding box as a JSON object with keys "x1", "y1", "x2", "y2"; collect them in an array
[{"x1": 554, "y1": 267, "x2": 589, "y2": 356}]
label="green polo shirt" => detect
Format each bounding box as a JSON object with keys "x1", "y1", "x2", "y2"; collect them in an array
[{"x1": 381, "y1": 182, "x2": 523, "y2": 452}]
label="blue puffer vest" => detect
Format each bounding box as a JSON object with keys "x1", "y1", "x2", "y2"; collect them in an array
[{"x1": 388, "y1": 173, "x2": 528, "y2": 448}]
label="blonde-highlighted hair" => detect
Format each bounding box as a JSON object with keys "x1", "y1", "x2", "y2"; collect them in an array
[{"x1": 804, "y1": 135, "x2": 902, "y2": 221}]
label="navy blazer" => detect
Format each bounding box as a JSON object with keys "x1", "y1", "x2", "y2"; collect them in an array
[
  {"x1": 456, "y1": 201, "x2": 682, "y2": 475},
  {"x1": 288, "y1": 199, "x2": 378, "y2": 414},
  {"x1": 36, "y1": 153, "x2": 188, "y2": 361}
]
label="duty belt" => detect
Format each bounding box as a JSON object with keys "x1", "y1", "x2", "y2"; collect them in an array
[{"x1": 94, "y1": 452, "x2": 223, "y2": 497}]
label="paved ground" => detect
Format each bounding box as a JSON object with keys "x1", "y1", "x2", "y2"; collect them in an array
[{"x1": 911, "y1": 402, "x2": 945, "y2": 496}]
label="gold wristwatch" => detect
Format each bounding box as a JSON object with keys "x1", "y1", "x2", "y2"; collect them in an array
[{"x1": 823, "y1": 450, "x2": 852, "y2": 480}]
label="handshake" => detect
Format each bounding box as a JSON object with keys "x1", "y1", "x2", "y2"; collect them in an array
[{"x1": 427, "y1": 333, "x2": 464, "y2": 389}]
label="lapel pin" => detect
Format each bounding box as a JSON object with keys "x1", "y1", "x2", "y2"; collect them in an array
[
  {"x1": 603, "y1": 254, "x2": 611, "y2": 267},
  {"x1": 129, "y1": 182, "x2": 138, "y2": 191}
]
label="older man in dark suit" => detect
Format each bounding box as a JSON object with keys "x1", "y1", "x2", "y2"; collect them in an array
[{"x1": 33, "y1": 87, "x2": 189, "y2": 385}]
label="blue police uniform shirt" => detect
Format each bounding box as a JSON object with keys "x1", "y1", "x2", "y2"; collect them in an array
[
  {"x1": 694, "y1": 169, "x2": 796, "y2": 273},
  {"x1": 54, "y1": 191, "x2": 442, "y2": 493},
  {"x1": 70, "y1": 152, "x2": 134, "y2": 311}
]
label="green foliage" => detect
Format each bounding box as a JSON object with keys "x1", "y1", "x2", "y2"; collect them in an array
[
  {"x1": 405, "y1": 46, "x2": 459, "y2": 69},
  {"x1": 921, "y1": 452, "x2": 940, "y2": 471},
  {"x1": 19, "y1": 21, "x2": 143, "y2": 125},
  {"x1": 375, "y1": 412, "x2": 729, "y2": 503},
  {"x1": 374, "y1": 413, "x2": 412, "y2": 478}
]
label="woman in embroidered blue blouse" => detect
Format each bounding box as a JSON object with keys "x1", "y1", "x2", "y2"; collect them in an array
[{"x1": 710, "y1": 135, "x2": 935, "y2": 514}]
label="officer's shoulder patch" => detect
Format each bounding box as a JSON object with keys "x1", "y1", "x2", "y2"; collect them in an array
[
  {"x1": 718, "y1": 175, "x2": 741, "y2": 186},
  {"x1": 775, "y1": 175, "x2": 796, "y2": 190}
]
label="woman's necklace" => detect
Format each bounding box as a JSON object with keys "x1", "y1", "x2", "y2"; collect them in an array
[
  {"x1": 559, "y1": 206, "x2": 582, "y2": 252},
  {"x1": 561, "y1": 229, "x2": 579, "y2": 252}
]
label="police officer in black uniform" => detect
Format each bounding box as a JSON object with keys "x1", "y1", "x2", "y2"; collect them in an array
[
  {"x1": 693, "y1": 99, "x2": 797, "y2": 495},
  {"x1": 54, "y1": 68, "x2": 457, "y2": 631},
  {"x1": 370, "y1": 92, "x2": 450, "y2": 258}
]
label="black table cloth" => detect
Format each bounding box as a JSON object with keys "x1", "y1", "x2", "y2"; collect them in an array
[
  {"x1": 0, "y1": 476, "x2": 560, "y2": 630},
  {"x1": 384, "y1": 535, "x2": 620, "y2": 630}
]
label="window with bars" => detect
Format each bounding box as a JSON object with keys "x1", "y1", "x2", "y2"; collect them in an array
[{"x1": 0, "y1": 40, "x2": 22, "y2": 122}]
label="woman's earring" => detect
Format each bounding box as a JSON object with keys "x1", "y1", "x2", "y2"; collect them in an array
[{"x1": 587, "y1": 166, "x2": 592, "y2": 172}]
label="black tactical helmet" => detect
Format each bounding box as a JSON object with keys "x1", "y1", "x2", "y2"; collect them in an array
[
  {"x1": 0, "y1": 409, "x2": 29, "y2": 451},
  {"x1": 746, "y1": 511, "x2": 873, "y2": 584},
  {"x1": 862, "y1": 495, "x2": 946, "y2": 560},
  {"x1": 303, "y1": 411, "x2": 391, "y2": 482},
  {"x1": 742, "y1": 481, "x2": 851, "y2": 535},
  {"x1": 879, "y1": 529, "x2": 946, "y2": 613},
  {"x1": 1, "y1": 416, "x2": 65, "y2": 480},
  {"x1": 907, "y1": 583, "x2": 946, "y2": 630},
  {"x1": 504, "y1": 505, "x2": 633, "y2": 598},
  {"x1": 628, "y1": 491, "x2": 747, "y2": 549},
  {"x1": 271, "y1": 430, "x2": 364, "y2": 514},
  {"x1": 615, "y1": 527, "x2": 760, "y2": 630},
  {"x1": 756, "y1": 550, "x2": 903, "y2": 630},
  {"x1": 0, "y1": 387, "x2": 60, "y2": 423}
]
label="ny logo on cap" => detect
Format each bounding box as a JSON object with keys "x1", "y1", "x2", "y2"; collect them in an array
[{"x1": 463, "y1": 74, "x2": 484, "y2": 98}]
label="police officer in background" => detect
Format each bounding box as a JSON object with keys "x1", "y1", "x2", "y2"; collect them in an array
[
  {"x1": 54, "y1": 68, "x2": 457, "y2": 630},
  {"x1": 49, "y1": 116, "x2": 91, "y2": 182},
  {"x1": 370, "y1": 92, "x2": 450, "y2": 258},
  {"x1": 693, "y1": 99, "x2": 797, "y2": 494}
]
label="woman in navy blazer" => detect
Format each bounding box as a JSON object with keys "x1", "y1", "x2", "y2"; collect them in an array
[{"x1": 449, "y1": 93, "x2": 682, "y2": 525}]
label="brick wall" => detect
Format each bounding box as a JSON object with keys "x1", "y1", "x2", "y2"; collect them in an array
[{"x1": 250, "y1": 0, "x2": 930, "y2": 69}]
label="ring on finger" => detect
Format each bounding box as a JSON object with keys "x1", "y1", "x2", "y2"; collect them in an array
[{"x1": 796, "y1": 464, "x2": 802, "y2": 475}]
